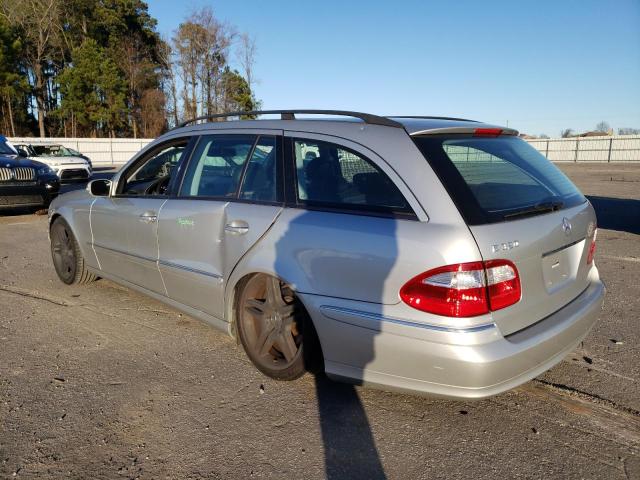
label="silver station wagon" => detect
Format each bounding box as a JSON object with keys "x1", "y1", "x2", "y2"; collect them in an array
[{"x1": 48, "y1": 110, "x2": 605, "y2": 399}]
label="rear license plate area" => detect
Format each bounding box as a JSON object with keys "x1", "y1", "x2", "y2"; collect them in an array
[{"x1": 542, "y1": 239, "x2": 585, "y2": 294}]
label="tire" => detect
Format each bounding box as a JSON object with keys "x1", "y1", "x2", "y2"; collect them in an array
[
  {"x1": 236, "y1": 274, "x2": 322, "y2": 381},
  {"x1": 50, "y1": 217, "x2": 97, "y2": 285}
]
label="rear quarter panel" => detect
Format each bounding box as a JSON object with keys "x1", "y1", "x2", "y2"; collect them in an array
[{"x1": 226, "y1": 208, "x2": 486, "y2": 330}]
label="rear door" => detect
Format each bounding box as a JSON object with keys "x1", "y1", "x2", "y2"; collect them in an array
[
  {"x1": 412, "y1": 134, "x2": 597, "y2": 335},
  {"x1": 157, "y1": 131, "x2": 283, "y2": 320},
  {"x1": 278, "y1": 132, "x2": 427, "y2": 305}
]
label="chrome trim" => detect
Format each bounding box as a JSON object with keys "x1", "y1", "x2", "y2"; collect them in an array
[
  {"x1": 158, "y1": 259, "x2": 222, "y2": 280},
  {"x1": 542, "y1": 237, "x2": 585, "y2": 258},
  {"x1": 319, "y1": 305, "x2": 495, "y2": 333},
  {"x1": 0, "y1": 166, "x2": 35, "y2": 181},
  {"x1": 91, "y1": 241, "x2": 222, "y2": 280},
  {"x1": 91, "y1": 242, "x2": 157, "y2": 264}
]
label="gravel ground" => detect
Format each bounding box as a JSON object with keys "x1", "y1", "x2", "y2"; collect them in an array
[{"x1": 0, "y1": 164, "x2": 639, "y2": 479}]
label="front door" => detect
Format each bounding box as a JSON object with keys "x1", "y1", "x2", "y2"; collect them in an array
[
  {"x1": 92, "y1": 197, "x2": 167, "y2": 293},
  {"x1": 157, "y1": 131, "x2": 283, "y2": 320},
  {"x1": 91, "y1": 138, "x2": 193, "y2": 294}
]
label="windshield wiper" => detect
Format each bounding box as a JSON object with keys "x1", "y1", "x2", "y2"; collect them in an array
[{"x1": 502, "y1": 200, "x2": 564, "y2": 220}]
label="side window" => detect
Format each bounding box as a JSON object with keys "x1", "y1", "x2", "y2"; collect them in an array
[
  {"x1": 180, "y1": 135, "x2": 255, "y2": 198},
  {"x1": 293, "y1": 139, "x2": 410, "y2": 212},
  {"x1": 121, "y1": 141, "x2": 188, "y2": 195},
  {"x1": 239, "y1": 136, "x2": 278, "y2": 202}
]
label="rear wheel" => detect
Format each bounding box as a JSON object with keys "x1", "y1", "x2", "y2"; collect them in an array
[
  {"x1": 236, "y1": 274, "x2": 320, "y2": 380},
  {"x1": 50, "y1": 218, "x2": 96, "y2": 285}
]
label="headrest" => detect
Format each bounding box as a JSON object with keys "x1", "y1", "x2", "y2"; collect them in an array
[{"x1": 207, "y1": 143, "x2": 236, "y2": 157}]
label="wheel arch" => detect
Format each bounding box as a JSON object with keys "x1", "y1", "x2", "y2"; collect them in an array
[
  {"x1": 226, "y1": 267, "x2": 301, "y2": 337},
  {"x1": 48, "y1": 211, "x2": 61, "y2": 228},
  {"x1": 48, "y1": 205, "x2": 99, "y2": 270},
  {"x1": 227, "y1": 268, "x2": 325, "y2": 375}
]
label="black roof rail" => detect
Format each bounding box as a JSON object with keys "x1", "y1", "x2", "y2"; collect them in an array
[
  {"x1": 175, "y1": 109, "x2": 404, "y2": 129},
  {"x1": 388, "y1": 115, "x2": 479, "y2": 122}
]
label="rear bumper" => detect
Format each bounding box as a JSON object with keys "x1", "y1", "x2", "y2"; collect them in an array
[
  {"x1": 306, "y1": 270, "x2": 605, "y2": 399},
  {"x1": 0, "y1": 181, "x2": 59, "y2": 209}
]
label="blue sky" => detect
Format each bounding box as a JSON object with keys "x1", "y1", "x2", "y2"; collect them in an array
[{"x1": 147, "y1": 0, "x2": 640, "y2": 136}]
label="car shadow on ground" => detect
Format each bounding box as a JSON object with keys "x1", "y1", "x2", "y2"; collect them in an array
[
  {"x1": 274, "y1": 209, "x2": 396, "y2": 479},
  {"x1": 587, "y1": 196, "x2": 640, "y2": 235},
  {"x1": 313, "y1": 375, "x2": 386, "y2": 479}
]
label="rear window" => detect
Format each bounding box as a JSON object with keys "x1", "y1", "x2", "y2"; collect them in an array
[{"x1": 413, "y1": 135, "x2": 586, "y2": 224}]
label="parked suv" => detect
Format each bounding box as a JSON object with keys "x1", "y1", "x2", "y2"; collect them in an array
[
  {"x1": 0, "y1": 135, "x2": 60, "y2": 210},
  {"x1": 47, "y1": 110, "x2": 604, "y2": 398},
  {"x1": 15, "y1": 143, "x2": 92, "y2": 181}
]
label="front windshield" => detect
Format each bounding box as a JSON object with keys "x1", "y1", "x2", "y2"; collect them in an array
[
  {"x1": 0, "y1": 140, "x2": 17, "y2": 156},
  {"x1": 33, "y1": 145, "x2": 59, "y2": 156},
  {"x1": 64, "y1": 147, "x2": 82, "y2": 156}
]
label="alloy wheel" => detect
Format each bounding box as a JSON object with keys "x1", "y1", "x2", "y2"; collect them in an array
[
  {"x1": 51, "y1": 221, "x2": 77, "y2": 284},
  {"x1": 238, "y1": 274, "x2": 302, "y2": 371}
]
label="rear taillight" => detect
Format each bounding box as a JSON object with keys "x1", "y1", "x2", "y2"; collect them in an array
[
  {"x1": 587, "y1": 228, "x2": 597, "y2": 264},
  {"x1": 400, "y1": 260, "x2": 521, "y2": 318},
  {"x1": 484, "y1": 260, "x2": 521, "y2": 311}
]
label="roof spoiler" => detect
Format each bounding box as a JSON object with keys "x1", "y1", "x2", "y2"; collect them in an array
[{"x1": 410, "y1": 126, "x2": 519, "y2": 137}]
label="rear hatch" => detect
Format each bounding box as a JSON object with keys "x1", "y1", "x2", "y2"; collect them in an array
[{"x1": 413, "y1": 132, "x2": 597, "y2": 335}]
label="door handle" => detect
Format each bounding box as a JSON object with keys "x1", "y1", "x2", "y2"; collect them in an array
[
  {"x1": 139, "y1": 212, "x2": 158, "y2": 224},
  {"x1": 224, "y1": 220, "x2": 249, "y2": 235}
]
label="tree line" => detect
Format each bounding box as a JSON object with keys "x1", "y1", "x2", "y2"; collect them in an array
[{"x1": 0, "y1": 0, "x2": 258, "y2": 138}]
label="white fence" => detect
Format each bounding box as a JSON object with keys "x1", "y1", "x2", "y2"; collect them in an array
[
  {"x1": 9, "y1": 134, "x2": 640, "y2": 167},
  {"x1": 9, "y1": 137, "x2": 153, "y2": 167},
  {"x1": 527, "y1": 135, "x2": 640, "y2": 162}
]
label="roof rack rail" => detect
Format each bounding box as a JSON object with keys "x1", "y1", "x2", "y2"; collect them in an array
[
  {"x1": 175, "y1": 109, "x2": 404, "y2": 129},
  {"x1": 388, "y1": 115, "x2": 479, "y2": 123}
]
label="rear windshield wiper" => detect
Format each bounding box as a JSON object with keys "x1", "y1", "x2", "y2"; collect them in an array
[{"x1": 502, "y1": 200, "x2": 564, "y2": 220}]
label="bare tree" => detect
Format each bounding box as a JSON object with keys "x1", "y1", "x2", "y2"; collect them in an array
[
  {"x1": 1, "y1": 0, "x2": 62, "y2": 137},
  {"x1": 237, "y1": 32, "x2": 257, "y2": 89},
  {"x1": 173, "y1": 7, "x2": 234, "y2": 120},
  {"x1": 139, "y1": 89, "x2": 166, "y2": 137},
  {"x1": 192, "y1": 7, "x2": 234, "y2": 116},
  {"x1": 595, "y1": 121, "x2": 610, "y2": 133},
  {"x1": 618, "y1": 127, "x2": 640, "y2": 135},
  {"x1": 173, "y1": 21, "x2": 204, "y2": 120},
  {"x1": 158, "y1": 36, "x2": 179, "y2": 127},
  {"x1": 560, "y1": 128, "x2": 574, "y2": 138},
  {"x1": 115, "y1": 33, "x2": 157, "y2": 138}
]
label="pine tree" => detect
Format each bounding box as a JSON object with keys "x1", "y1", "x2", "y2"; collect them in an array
[{"x1": 57, "y1": 39, "x2": 127, "y2": 137}]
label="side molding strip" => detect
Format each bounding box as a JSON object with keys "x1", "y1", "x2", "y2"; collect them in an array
[
  {"x1": 158, "y1": 259, "x2": 223, "y2": 280},
  {"x1": 319, "y1": 305, "x2": 495, "y2": 333},
  {"x1": 91, "y1": 242, "x2": 157, "y2": 264}
]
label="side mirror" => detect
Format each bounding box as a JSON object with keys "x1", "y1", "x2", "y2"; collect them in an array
[{"x1": 88, "y1": 179, "x2": 112, "y2": 197}]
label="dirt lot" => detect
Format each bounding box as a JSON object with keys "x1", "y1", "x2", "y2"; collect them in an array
[{"x1": 1, "y1": 164, "x2": 639, "y2": 479}]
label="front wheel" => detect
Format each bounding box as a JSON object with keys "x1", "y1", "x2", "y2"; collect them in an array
[
  {"x1": 236, "y1": 274, "x2": 320, "y2": 381},
  {"x1": 50, "y1": 217, "x2": 96, "y2": 285}
]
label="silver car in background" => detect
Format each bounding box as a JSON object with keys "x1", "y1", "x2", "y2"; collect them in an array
[
  {"x1": 48, "y1": 110, "x2": 605, "y2": 399},
  {"x1": 15, "y1": 143, "x2": 92, "y2": 181}
]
